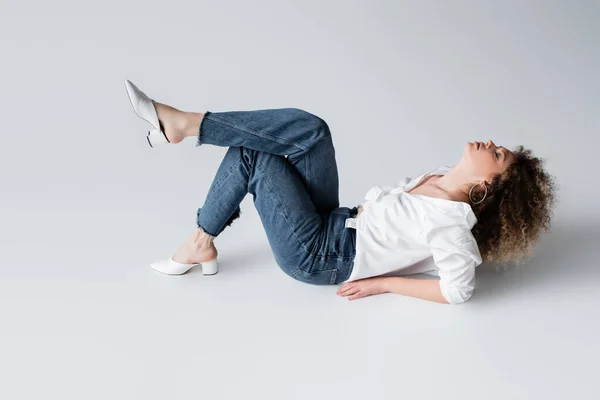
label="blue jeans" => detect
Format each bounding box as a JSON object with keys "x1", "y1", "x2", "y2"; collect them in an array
[{"x1": 194, "y1": 108, "x2": 358, "y2": 285}]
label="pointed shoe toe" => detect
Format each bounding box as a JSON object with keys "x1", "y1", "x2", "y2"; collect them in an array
[
  {"x1": 124, "y1": 79, "x2": 170, "y2": 147},
  {"x1": 150, "y1": 257, "x2": 219, "y2": 276}
]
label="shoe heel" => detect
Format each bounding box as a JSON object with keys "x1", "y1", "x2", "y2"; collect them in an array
[
  {"x1": 202, "y1": 258, "x2": 219, "y2": 275},
  {"x1": 147, "y1": 129, "x2": 169, "y2": 147}
]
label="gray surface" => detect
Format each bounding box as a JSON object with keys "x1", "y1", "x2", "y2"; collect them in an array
[{"x1": 1, "y1": 1, "x2": 598, "y2": 399}]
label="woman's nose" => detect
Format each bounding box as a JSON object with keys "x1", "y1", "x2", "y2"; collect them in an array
[{"x1": 486, "y1": 140, "x2": 495, "y2": 149}]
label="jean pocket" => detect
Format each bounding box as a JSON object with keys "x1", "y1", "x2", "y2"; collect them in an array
[{"x1": 292, "y1": 267, "x2": 338, "y2": 285}]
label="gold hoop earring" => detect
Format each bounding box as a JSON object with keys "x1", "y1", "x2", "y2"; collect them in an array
[{"x1": 469, "y1": 182, "x2": 488, "y2": 204}]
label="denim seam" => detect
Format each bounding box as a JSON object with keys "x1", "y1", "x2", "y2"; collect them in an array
[
  {"x1": 206, "y1": 114, "x2": 309, "y2": 152},
  {"x1": 259, "y1": 162, "x2": 314, "y2": 256},
  {"x1": 304, "y1": 147, "x2": 311, "y2": 192},
  {"x1": 330, "y1": 268, "x2": 338, "y2": 284}
]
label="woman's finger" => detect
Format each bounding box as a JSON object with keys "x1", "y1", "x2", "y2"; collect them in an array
[
  {"x1": 339, "y1": 289, "x2": 358, "y2": 297},
  {"x1": 337, "y1": 285, "x2": 356, "y2": 294},
  {"x1": 340, "y1": 288, "x2": 360, "y2": 297},
  {"x1": 338, "y1": 281, "x2": 360, "y2": 292},
  {"x1": 348, "y1": 291, "x2": 365, "y2": 300}
]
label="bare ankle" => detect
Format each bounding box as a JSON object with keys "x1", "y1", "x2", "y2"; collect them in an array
[
  {"x1": 183, "y1": 112, "x2": 205, "y2": 138},
  {"x1": 194, "y1": 226, "x2": 215, "y2": 247}
]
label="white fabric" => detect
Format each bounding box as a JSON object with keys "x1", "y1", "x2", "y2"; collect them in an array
[{"x1": 343, "y1": 164, "x2": 483, "y2": 304}]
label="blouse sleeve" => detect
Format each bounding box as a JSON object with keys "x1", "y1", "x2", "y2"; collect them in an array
[{"x1": 431, "y1": 248, "x2": 477, "y2": 305}]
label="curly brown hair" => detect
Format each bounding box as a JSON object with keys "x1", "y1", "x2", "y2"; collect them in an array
[{"x1": 469, "y1": 145, "x2": 559, "y2": 267}]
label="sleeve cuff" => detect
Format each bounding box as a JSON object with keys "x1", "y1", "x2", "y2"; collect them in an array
[{"x1": 439, "y1": 280, "x2": 473, "y2": 305}]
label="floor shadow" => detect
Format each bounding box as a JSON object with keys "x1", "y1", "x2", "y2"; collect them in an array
[
  {"x1": 185, "y1": 243, "x2": 277, "y2": 276},
  {"x1": 472, "y1": 221, "x2": 600, "y2": 303}
]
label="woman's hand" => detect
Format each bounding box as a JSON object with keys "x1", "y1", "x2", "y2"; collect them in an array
[{"x1": 336, "y1": 277, "x2": 387, "y2": 300}]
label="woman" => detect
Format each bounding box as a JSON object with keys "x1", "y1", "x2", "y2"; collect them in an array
[{"x1": 124, "y1": 79, "x2": 558, "y2": 305}]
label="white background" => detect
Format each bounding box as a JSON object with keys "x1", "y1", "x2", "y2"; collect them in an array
[{"x1": 1, "y1": 1, "x2": 598, "y2": 399}]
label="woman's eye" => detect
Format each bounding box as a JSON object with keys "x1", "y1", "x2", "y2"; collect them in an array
[{"x1": 495, "y1": 152, "x2": 499, "y2": 160}]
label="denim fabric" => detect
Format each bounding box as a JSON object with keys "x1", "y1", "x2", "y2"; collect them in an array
[{"x1": 194, "y1": 108, "x2": 358, "y2": 285}]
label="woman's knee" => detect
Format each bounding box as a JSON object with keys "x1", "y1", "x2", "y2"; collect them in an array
[
  {"x1": 288, "y1": 108, "x2": 330, "y2": 134},
  {"x1": 282, "y1": 108, "x2": 332, "y2": 158}
]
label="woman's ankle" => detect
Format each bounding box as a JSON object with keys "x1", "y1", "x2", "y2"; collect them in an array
[
  {"x1": 183, "y1": 112, "x2": 205, "y2": 138},
  {"x1": 194, "y1": 226, "x2": 215, "y2": 247}
]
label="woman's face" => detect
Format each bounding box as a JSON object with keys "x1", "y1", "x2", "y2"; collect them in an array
[{"x1": 461, "y1": 140, "x2": 516, "y2": 184}]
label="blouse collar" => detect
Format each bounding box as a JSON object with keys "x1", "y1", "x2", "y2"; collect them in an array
[{"x1": 404, "y1": 165, "x2": 478, "y2": 228}]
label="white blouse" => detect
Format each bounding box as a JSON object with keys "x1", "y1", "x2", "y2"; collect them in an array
[{"x1": 343, "y1": 164, "x2": 483, "y2": 304}]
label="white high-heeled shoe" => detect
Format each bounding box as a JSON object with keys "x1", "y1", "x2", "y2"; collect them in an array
[
  {"x1": 124, "y1": 79, "x2": 170, "y2": 147},
  {"x1": 150, "y1": 256, "x2": 219, "y2": 276}
]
